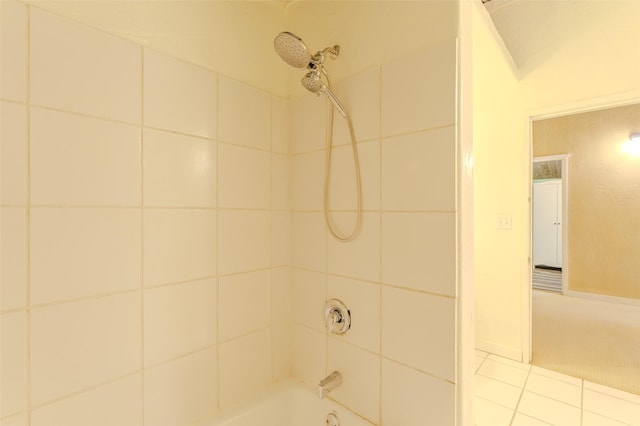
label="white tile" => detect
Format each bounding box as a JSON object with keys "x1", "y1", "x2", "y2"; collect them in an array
[
  {"x1": 1, "y1": 207, "x2": 26, "y2": 310},
  {"x1": 31, "y1": 375, "x2": 142, "y2": 426},
  {"x1": 486, "y1": 354, "x2": 531, "y2": 371},
  {"x1": 381, "y1": 287, "x2": 455, "y2": 381},
  {"x1": 30, "y1": 108, "x2": 141, "y2": 206},
  {"x1": 144, "y1": 279, "x2": 217, "y2": 366},
  {"x1": 474, "y1": 397, "x2": 514, "y2": 426},
  {"x1": 1, "y1": 312, "x2": 27, "y2": 417},
  {"x1": 144, "y1": 348, "x2": 217, "y2": 426},
  {"x1": 583, "y1": 389, "x2": 640, "y2": 425},
  {"x1": 143, "y1": 209, "x2": 216, "y2": 286},
  {"x1": 290, "y1": 150, "x2": 324, "y2": 211},
  {"x1": 327, "y1": 339, "x2": 380, "y2": 423},
  {"x1": 272, "y1": 323, "x2": 291, "y2": 381},
  {"x1": 218, "y1": 210, "x2": 270, "y2": 275},
  {"x1": 516, "y1": 391, "x2": 581, "y2": 426},
  {"x1": 219, "y1": 270, "x2": 270, "y2": 342},
  {"x1": 271, "y1": 96, "x2": 289, "y2": 154},
  {"x1": 143, "y1": 129, "x2": 216, "y2": 208},
  {"x1": 474, "y1": 375, "x2": 522, "y2": 410},
  {"x1": 381, "y1": 40, "x2": 455, "y2": 136},
  {"x1": 290, "y1": 94, "x2": 326, "y2": 154},
  {"x1": 1, "y1": 0, "x2": 27, "y2": 102},
  {"x1": 30, "y1": 293, "x2": 141, "y2": 406},
  {"x1": 219, "y1": 330, "x2": 271, "y2": 410},
  {"x1": 291, "y1": 212, "x2": 325, "y2": 272},
  {"x1": 218, "y1": 77, "x2": 270, "y2": 150},
  {"x1": 271, "y1": 267, "x2": 291, "y2": 323},
  {"x1": 291, "y1": 268, "x2": 326, "y2": 332},
  {"x1": 143, "y1": 49, "x2": 216, "y2": 138},
  {"x1": 530, "y1": 365, "x2": 582, "y2": 386},
  {"x1": 30, "y1": 8, "x2": 141, "y2": 123},
  {"x1": 271, "y1": 211, "x2": 290, "y2": 267},
  {"x1": 381, "y1": 126, "x2": 455, "y2": 211},
  {"x1": 218, "y1": 144, "x2": 271, "y2": 209},
  {"x1": 475, "y1": 354, "x2": 488, "y2": 372},
  {"x1": 327, "y1": 212, "x2": 380, "y2": 282},
  {"x1": 271, "y1": 153, "x2": 289, "y2": 211},
  {"x1": 332, "y1": 67, "x2": 381, "y2": 145},
  {"x1": 328, "y1": 140, "x2": 380, "y2": 211},
  {"x1": 477, "y1": 358, "x2": 530, "y2": 388},
  {"x1": 292, "y1": 325, "x2": 326, "y2": 388},
  {"x1": 582, "y1": 411, "x2": 630, "y2": 426},
  {"x1": 1, "y1": 102, "x2": 26, "y2": 204},
  {"x1": 381, "y1": 359, "x2": 454, "y2": 426},
  {"x1": 584, "y1": 380, "x2": 640, "y2": 404},
  {"x1": 0, "y1": 413, "x2": 27, "y2": 426},
  {"x1": 327, "y1": 275, "x2": 380, "y2": 353},
  {"x1": 381, "y1": 212, "x2": 456, "y2": 296},
  {"x1": 511, "y1": 413, "x2": 553, "y2": 426},
  {"x1": 525, "y1": 372, "x2": 581, "y2": 407},
  {"x1": 30, "y1": 208, "x2": 141, "y2": 305}
]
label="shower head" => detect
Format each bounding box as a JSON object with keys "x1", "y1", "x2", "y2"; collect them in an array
[
  {"x1": 301, "y1": 71, "x2": 347, "y2": 118},
  {"x1": 274, "y1": 31, "x2": 311, "y2": 68}
]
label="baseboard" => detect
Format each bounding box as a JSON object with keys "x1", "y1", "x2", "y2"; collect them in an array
[
  {"x1": 476, "y1": 340, "x2": 523, "y2": 363},
  {"x1": 566, "y1": 290, "x2": 640, "y2": 307}
]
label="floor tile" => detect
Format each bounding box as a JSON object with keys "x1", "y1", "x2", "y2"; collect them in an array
[
  {"x1": 475, "y1": 375, "x2": 522, "y2": 410},
  {"x1": 477, "y1": 358, "x2": 530, "y2": 388},
  {"x1": 525, "y1": 372, "x2": 582, "y2": 407},
  {"x1": 474, "y1": 397, "x2": 513, "y2": 426},
  {"x1": 583, "y1": 389, "x2": 640, "y2": 425},
  {"x1": 582, "y1": 410, "x2": 631, "y2": 426},
  {"x1": 516, "y1": 391, "x2": 581, "y2": 426},
  {"x1": 511, "y1": 413, "x2": 553, "y2": 425},
  {"x1": 530, "y1": 365, "x2": 582, "y2": 386}
]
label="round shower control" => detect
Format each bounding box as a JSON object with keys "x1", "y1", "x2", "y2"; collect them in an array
[
  {"x1": 324, "y1": 299, "x2": 351, "y2": 335},
  {"x1": 326, "y1": 411, "x2": 340, "y2": 426}
]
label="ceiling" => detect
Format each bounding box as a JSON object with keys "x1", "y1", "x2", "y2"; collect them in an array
[{"x1": 482, "y1": 0, "x2": 640, "y2": 77}]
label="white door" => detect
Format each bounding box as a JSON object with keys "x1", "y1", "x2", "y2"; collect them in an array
[{"x1": 533, "y1": 180, "x2": 562, "y2": 268}]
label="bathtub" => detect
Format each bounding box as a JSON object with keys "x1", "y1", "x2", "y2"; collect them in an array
[{"x1": 198, "y1": 379, "x2": 374, "y2": 426}]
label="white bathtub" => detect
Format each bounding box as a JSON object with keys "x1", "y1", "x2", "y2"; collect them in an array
[{"x1": 198, "y1": 380, "x2": 374, "y2": 426}]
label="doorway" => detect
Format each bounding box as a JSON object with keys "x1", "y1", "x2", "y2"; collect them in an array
[{"x1": 531, "y1": 155, "x2": 568, "y2": 294}]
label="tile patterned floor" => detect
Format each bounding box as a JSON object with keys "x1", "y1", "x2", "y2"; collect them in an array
[{"x1": 475, "y1": 351, "x2": 640, "y2": 426}]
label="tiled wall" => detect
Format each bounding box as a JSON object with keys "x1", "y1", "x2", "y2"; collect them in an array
[
  {"x1": 289, "y1": 40, "x2": 458, "y2": 425},
  {"x1": 1, "y1": 3, "x2": 289, "y2": 425}
]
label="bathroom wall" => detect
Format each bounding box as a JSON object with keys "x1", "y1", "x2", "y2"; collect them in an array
[
  {"x1": 286, "y1": 2, "x2": 460, "y2": 424},
  {"x1": 533, "y1": 104, "x2": 640, "y2": 300},
  {"x1": 1, "y1": 2, "x2": 289, "y2": 425},
  {"x1": 471, "y1": 2, "x2": 528, "y2": 361}
]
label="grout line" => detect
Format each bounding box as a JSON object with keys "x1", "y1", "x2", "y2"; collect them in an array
[
  {"x1": 269, "y1": 94, "x2": 275, "y2": 385},
  {"x1": 139, "y1": 44, "x2": 145, "y2": 426},
  {"x1": 25, "y1": 4, "x2": 32, "y2": 425},
  {"x1": 580, "y1": 379, "x2": 584, "y2": 426},
  {"x1": 214, "y1": 71, "x2": 222, "y2": 415},
  {"x1": 378, "y1": 63, "x2": 384, "y2": 426},
  {"x1": 508, "y1": 368, "x2": 531, "y2": 426}
]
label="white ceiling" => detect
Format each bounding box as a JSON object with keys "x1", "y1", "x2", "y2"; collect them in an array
[{"x1": 483, "y1": 0, "x2": 640, "y2": 77}]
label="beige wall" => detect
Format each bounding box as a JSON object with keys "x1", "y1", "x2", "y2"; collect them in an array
[
  {"x1": 533, "y1": 104, "x2": 640, "y2": 300},
  {"x1": 471, "y1": 2, "x2": 528, "y2": 360}
]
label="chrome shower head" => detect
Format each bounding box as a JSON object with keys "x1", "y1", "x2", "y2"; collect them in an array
[
  {"x1": 301, "y1": 71, "x2": 323, "y2": 93},
  {"x1": 274, "y1": 31, "x2": 311, "y2": 69},
  {"x1": 301, "y1": 71, "x2": 347, "y2": 118}
]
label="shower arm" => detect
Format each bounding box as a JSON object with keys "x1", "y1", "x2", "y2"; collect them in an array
[{"x1": 310, "y1": 45, "x2": 340, "y2": 67}]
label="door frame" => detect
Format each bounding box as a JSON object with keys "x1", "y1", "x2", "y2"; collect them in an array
[{"x1": 532, "y1": 154, "x2": 569, "y2": 295}]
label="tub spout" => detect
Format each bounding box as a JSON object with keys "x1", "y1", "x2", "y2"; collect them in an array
[{"x1": 318, "y1": 371, "x2": 342, "y2": 399}]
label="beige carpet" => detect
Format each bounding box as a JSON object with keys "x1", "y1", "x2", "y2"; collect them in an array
[{"x1": 532, "y1": 290, "x2": 640, "y2": 395}]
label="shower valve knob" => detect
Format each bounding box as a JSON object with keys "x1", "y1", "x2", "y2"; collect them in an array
[{"x1": 324, "y1": 299, "x2": 351, "y2": 335}]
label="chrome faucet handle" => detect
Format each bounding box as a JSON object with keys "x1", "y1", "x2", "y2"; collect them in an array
[{"x1": 318, "y1": 371, "x2": 343, "y2": 399}]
